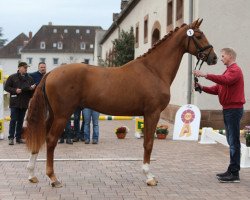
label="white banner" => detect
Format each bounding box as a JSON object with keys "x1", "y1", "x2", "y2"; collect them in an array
[{"x1": 173, "y1": 104, "x2": 200, "y2": 141}]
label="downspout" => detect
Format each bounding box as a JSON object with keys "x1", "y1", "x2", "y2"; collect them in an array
[{"x1": 187, "y1": 0, "x2": 194, "y2": 104}]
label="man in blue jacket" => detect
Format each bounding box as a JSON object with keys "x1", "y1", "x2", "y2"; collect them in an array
[{"x1": 29, "y1": 62, "x2": 47, "y2": 86}]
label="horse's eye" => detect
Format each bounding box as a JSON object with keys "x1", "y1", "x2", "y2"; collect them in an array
[{"x1": 196, "y1": 35, "x2": 202, "y2": 40}]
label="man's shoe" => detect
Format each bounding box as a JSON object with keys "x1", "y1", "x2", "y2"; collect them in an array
[
  {"x1": 58, "y1": 138, "x2": 64, "y2": 144},
  {"x1": 72, "y1": 137, "x2": 79, "y2": 142},
  {"x1": 16, "y1": 139, "x2": 25, "y2": 144},
  {"x1": 80, "y1": 138, "x2": 85, "y2": 142},
  {"x1": 85, "y1": 139, "x2": 90, "y2": 144},
  {"x1": 216, "y1": 171, "x2": 231, "y2": 179},
  {"x1": 218, "y1": 173, "x2": 240, "y2": 183},
  {"x1": 66, "y1": 139, "x2": 73, "y2": 144},
  {"x1": 9, "y1": 139, "x2": 14, "y2": 145},
  {"x1": 92, "y1": 139, "x2": 98, "y2": 144}
]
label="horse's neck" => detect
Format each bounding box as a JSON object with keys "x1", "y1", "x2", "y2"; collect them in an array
[{"x1": 143, "y1": 31, "x2": 186, "y2": 85}]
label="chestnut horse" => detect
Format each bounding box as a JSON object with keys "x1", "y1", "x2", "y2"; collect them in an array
[{"x1": 24, "y1": 19, "x2": 217, "y2": 187}]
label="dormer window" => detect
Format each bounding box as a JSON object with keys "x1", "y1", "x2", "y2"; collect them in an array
[
  {"x1": 86, "y1": 29, "x2": 90, "y2": 34},
  {"x1": 64, "y1": 29, "x2": 68, "y2": 33},
  {"x1": 58, "y1": 42, "x2": 63, "y2": 49},
  {"x1": 17, "y1": 46, "x2": 22, "y2": 55},
  {"x1": 80, "y1": 42, "x2": 86, "y2": 50},
  {"x1": 53, "y1": 28, "x2": 57, "y2": 33},
  {"x1": 76, "y1": 29, "x2": 80, "y2": 34},
  {"x1": 40, "y1": 41, "x2": 46, "y2": 49}
]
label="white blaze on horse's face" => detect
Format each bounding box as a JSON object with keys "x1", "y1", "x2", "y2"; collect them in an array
[{"x1": 187, "y1": 29, "x2": 194, "y2": 37}]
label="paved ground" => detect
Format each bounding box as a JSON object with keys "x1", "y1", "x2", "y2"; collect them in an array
[{"x1": 0, "y1": 116, "x2": 250, "y2": 200}]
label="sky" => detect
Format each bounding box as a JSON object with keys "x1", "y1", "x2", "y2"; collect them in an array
[{"x1": 0, "y1": 0, "x2": 121, "y2": 43}]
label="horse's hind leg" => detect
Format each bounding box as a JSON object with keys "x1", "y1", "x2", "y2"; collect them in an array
[
  {"x1": 46, "y1": 118, "x2": 66, "y2": 188},
  {"x1": 142, "y1": 111, "x2": 160, "y2": 186},
  {"x1": 27, "y1": 152, "x2": 39, "y2": 183}
]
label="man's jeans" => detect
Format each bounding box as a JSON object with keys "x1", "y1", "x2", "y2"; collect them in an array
[
  {"x1": 223, "y1": 108, "x2": 243, "y2": 175},
  {"x1": 83, "y1": 108, "x2": 100, "y2": 141},
  {"x1": 9, "y1": 107, "x2": 27, "y2": 140}
]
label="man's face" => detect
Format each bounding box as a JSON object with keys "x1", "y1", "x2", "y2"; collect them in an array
[
  {"x1": 18, "y1": 66, "x2": 28, "y2": 74},
  {"x1": 38, "y1": 63, "x2": 46, "y2": 74},
  {"x1": 221, "y1": 51, "x2": 233, "y2": 66}
]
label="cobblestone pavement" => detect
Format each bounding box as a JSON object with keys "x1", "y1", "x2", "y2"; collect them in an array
[{"x1": 0, "y1": 117, "x2": 250, "y2": 200}]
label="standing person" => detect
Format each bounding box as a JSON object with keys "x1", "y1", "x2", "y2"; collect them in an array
[
  {"x1": 72, "y1": 107, "x2": 85, "y2": 142},
  {"x1": 83, "y1": 108, "x2": 100, "y2": 144},
  {"x1": 29, "y1": 62, "x2": 47, "y2": 85},
  {"x1": 193, "y1": 48, "x2": 245, "y2": 183},
  {"x1": 58, "y1": 119, "x2": 73, "y2": 144},
  {"x1": 4, "y1": 62, "x2": 36, "y2": 145}
]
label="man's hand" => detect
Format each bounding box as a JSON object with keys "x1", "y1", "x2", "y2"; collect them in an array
[
  {"x1": 16, "y1": 88, "x2": 22, "y2": 94},
  {"x1": 193, "y1": 70, "x2": 207, "y2": 78}
]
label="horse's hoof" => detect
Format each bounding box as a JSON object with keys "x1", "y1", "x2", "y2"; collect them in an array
[
  {"x1": 146, "y1": 177, "x2": 158, "y2": 186},
  {"x1": 51, "y1": 180, "x2": 63, "y2": 188},
  {"x1": 28, "y1": 177, "x2": 39, "y2": 183}
]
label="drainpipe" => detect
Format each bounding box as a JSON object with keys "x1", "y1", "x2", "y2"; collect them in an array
[{"x1": 187, "y1": 0, "x2": 194, "y2": 104}]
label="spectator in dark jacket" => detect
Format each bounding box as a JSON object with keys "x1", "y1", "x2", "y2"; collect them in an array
[
  {"x1": 29, "y1": 62, "x2": 47, "y2": 85},
  {"x1": 4, "y1": 62, "x2": 35, "y2": 145}
]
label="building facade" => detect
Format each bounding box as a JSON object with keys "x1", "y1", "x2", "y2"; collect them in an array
[
  {"x1": 99, "y1": 0, "x2": 250, "y2": 128},
  {"x1": 0, "y1": 33, "x2": 29, "y2": 75},
  {"x1": 21, "y1": 23, "x2": 102, "y2": 73}
]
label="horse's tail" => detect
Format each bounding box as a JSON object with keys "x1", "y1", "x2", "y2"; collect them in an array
[{"x1": 24, "y1": 73, "x2": 50, "y2": 153}]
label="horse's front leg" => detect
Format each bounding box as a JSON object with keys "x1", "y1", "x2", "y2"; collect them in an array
[
  {"x1": 142, "y1": 112, "x2": 160, "y2": 186},
  {"x1": 27, "y1": 152, "x2": 39, "y2": 183}
]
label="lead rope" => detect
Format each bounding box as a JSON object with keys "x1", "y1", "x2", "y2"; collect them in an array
[{"x1": 193, "y1": 47, "x2": 212, "y2": 93}]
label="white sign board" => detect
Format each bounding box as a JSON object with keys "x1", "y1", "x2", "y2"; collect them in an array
[{"x1": 173, "y1": 104, "x2": 200, "y2": 141}]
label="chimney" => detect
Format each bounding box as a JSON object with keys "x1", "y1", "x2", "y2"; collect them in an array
[
  {"x1": 29, "y1": 31, "x2": 32, "y2": 40},
  {"x1": 48, "y1": 22, "x2": 52, "y2": 26},
  {"x1": 113, "y1": 13, "x2": 119, "y2": 22},
  {"x1": 121, "y1": 0, "x2": 129, "y2": 10}
]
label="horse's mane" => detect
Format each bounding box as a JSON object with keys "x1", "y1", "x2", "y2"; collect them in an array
[{"x1": 137, "y1": 23, "x2": 187, "y2": 59}]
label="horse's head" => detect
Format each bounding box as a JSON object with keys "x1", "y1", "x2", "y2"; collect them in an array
[{"x1": 185, "y1": 19, "x2": 217, "y2": 65}]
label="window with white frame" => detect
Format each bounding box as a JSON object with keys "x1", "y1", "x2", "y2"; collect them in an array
[
  {"x1": 76, "y1": 29, "x2": 80, "y2": 34},
  {"x1": 27, "y1": 57, "x2": 33, "y2": 65},
  {"x1": 84, "y1": 59, "x2": 89, "y2": 64},
  {"x1": 53, "y1": 58, "x2": 59, "y2": 65},
  {"x1": 58, "y1": 42, "x2": 63, "y2": 49},
  {"x1": 80, "y1": 42, "x2": 86, "y2": 50},
  {"x1": 40, "y1": 41, "x2": 46, "y2": 49},
  {"x1": 17, "y1": 46, "x2": 22, "y2": 55},
  {"x1": 90, "y1": 44, "x2": 94, "y2": 49},
  {"x1": 86, "y1": 29, "x2": 90, "y2": 34},
  {"x1": 64, "y1": 29, "x2": 68, "y2": 33},
  {"x1": 53, "y1": 43, "x2": 57, "y2": 48},
  {"x1": 53, "y1": 28, "x2": 57, "y2": 33},
  {"x1": 40, "y1": 58, "x2": 46, "y2": 63}
]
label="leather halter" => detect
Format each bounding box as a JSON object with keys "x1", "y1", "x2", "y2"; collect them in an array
[{"x1": 186, "y1": 27, "x2": 214, "y2": 93}]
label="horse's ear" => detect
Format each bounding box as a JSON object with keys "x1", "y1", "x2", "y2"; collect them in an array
[
  {"x1": 191, "y1": 18, "x2": 203, "y2": 28},
  {"x1": 196, "y1": 18, "x2": 203, "y2": 28}
]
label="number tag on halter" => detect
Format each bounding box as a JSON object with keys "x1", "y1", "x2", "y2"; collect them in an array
[{"x1": 187, "y1": 29, "x2": 194, "y2": 37}]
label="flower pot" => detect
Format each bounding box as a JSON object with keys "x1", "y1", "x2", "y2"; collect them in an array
[
  {"x1": 156, "y1": 133, "x2": 167, "y2": 139},
  {"x1": 246, "y1": 139, "x2": 250, "y2": 147},
  {"x1": 116, "y1": 133, "x2": 126, "y2": 139}
]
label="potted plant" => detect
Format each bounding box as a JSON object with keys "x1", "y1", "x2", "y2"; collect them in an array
[
  {"x1": 115, "y1": 126, "x2": 129, "y2": 139},
  {"x1": 156, "y1": 125, "x2": 169, "y2": 139},
  {"x1": 244, "y1": 126, "x2": 250, "y2": 147}
]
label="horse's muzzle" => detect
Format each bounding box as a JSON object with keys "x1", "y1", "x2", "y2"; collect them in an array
[{"x1": 207, "y1": 54, "x2": 218, "y2": 65}]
